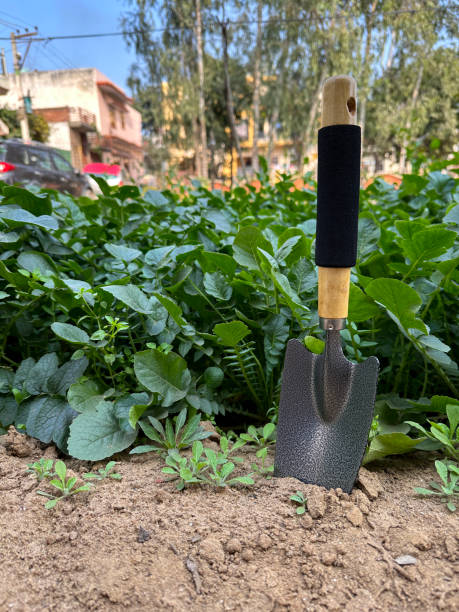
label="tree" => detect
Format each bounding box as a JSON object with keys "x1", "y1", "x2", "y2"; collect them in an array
[{"x1": 0, "y1": 108, "x2": 49, "y2": 143}]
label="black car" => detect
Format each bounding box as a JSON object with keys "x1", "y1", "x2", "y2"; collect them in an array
[{"x1": 0, "y1": 139, "x2": 90, "y2": 196}]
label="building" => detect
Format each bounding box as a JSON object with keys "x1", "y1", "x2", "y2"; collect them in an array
[{"x1": 2, "y1": 68, "x2": 143, "y2": 179}]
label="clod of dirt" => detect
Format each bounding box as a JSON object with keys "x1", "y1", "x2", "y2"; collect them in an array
[
  {"x1": 4, "y1": 426, "x2": 37, "y2": 457},
  {"x1": 199, "y1": 536, "x2": 225, "y2": 564},
  {"x1": 225, "y1": 538, "x2": 242, "y2": 554},
  {"x1": 257, "y1": 533, "x2": 272, "y2": 550},
  {"x1": 42, "y1": 445, "x2": 58, "y2": 459},
  {"x1": 444, "y1": 536, "x2": 458, "y2": 561},
  {"x1": 200, "y1": 420, "x2": 220, "y2": 440},
  {"x1": 137, "y1": 526, "x2": 151, "y2": 543},
  {"x1": 350, "y1": 488, "x2": 371, "y2": 514},
  {"x1": 306, "y1": 488, "x2": 327, "y2": 518},
  {"x1": 345, "y1": 503, "x2": 364, "y2": 527},
  {"x1": 357, "y1": 467, "x2": 382, "y2": 500},
  {"x1": 321, "y1": 550, "x2": 337, "y2": 566},
  {"x1": 301, "y1": 514, "x2": 313, "y2": 529},
  {"x1": 241, "y1": 548, "x2": 253, "y2": 562}
]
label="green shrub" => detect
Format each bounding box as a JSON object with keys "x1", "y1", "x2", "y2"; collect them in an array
[{"x1": 0, "y1": 157, "x2": 457, "y2": 461}]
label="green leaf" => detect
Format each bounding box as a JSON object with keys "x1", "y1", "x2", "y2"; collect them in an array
[
  {"x1": 175, "y1": 408, "x2": 187, "y2": 434},
  {"x1": 348, "y1": 283, "x2": 380, "y2": 322},
  {"x1": 435, "y1": 460, "x2": 449, "y2": 486},
  {"x1": 45, "y1": 499, "x2": 59, "y2": 509},
  {"x1": 51, "y1": 322, "x2": 90, "y2": 345},
  {"x1": 203, "y1": 367, "x2": 224, "y2": 389},
  {"x1": 67, "y1": 401, "x2": 137, "y2": 460},
  {"x1": 101, "y1": 284, "x2": 153, "y2": 314},
  {"x1": 446, "y1": 405, "x2": 459, "y2": 437},
  {"x1": 24, "y1": 353, "x2": 59, "y2": 395},
  {"x1": 46, "y1": 358, "x2": 89, "y2": 396},
  {"x1": 363, "y1": 433, "x2": 423, "y2": 464},
  {"x1": 262, "y1": 423, "x2": 275, "y2": 440},
  {"x1": 193, "y1": 440, "x2": 203, "y2": 462},
  {"x1": 22, "y1": 396, "x2": 76, "y2": 450},
  {"x1": 1, "y1": 186, "x2": 52, "y2": 216},
  {"x1": 296, "y1": 506, "x2": 306, "y2": 514},
  {"x1": 105, "y1": 243, "x2": 142, "y2": 262},
  {"x1": 366, "y1": 278, "x2": 428, "y2": 334},
  {"x1": 134, "y1": 349, "x2": 191, "y2": 407},
  {"x1": 198, "y1": 251, "x2": 236, "y2": 277},
  {"x1": 229, "y1": 476, "x2": 254, "y2": 485},
  {"x1": 0, "y1": 231, "x2": 19, "y2": 243},
  {"x1": 401, "y1": 227, "x2": 456, "y2": 264},
  {"x1": 0, "y1": 206, "x2": 58, "y2": 231},
  {"x1": 153, "y1": 293, "x2": 187, "y2": 327},
  {"x1": 0, "y1": 395, "x2": 18, "y2": 427},
  {"x1": 418, "y1": 335, "x2": 450, "y2": 352},
  {"x1": 203, "y1": 272, "x2": 232, "y2": 301},
  {"x1": 213, "y1": 321, "x2": 250, "y2": 347},
  {"x1": 304, "y1": 336, "x2": 325, "y2": 354},
  {"x1": 233, "y1": 226, "x2": 273, "y2": 270},
  {"x1": 17, "y1": 251, "x2": 58, "y2": 278}
]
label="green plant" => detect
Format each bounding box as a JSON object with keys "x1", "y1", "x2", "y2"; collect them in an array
[
  {"x1": 239, "y1": 423, "x2": 276, "y2": 449},
  {"x1": 414, "y1": 459, "x2": 459, "y2": 512},
  {"x1": 82, "y1": 461, "x2": 122, "y2": 481},
  {"x1": 0, "y1": 163, "x2": 457, "y2": 463},
  {"x1": 406, "y1": 404, "x2": 459, "y2": 461},
  {"x1": 130, "y1": 407, "x2": 211, "y2": 455},
  {"x1": 162, "y1": 437, "x2": 253, "y2": 490},
  {"x1": 250, "y1": 446, "x2": 274, "y2": 478},
  {"x1": 26, "y1": 458, "x2": 54, "y2": 482},
  {"x1": 36, "y1": 460, "x2": 92, "y2": 509},
  {"x1": 290, "y1": 490, "x2": 307, "y2": 514}
]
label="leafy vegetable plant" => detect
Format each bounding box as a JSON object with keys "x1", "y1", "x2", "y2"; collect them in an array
[
  {"x1": 406, "y1": 404, "x2": 459, "y2": 461},
  {"x1": 36, "y1": 459, "x2": 92, "y2": 509},
  {"x1": 162, "y1": 437, "x2": 253, "y2": 490},
  {"x1": 82, "y1": 460, "x2": 122, "y2": 481},
  {"x1": 290, "y1": 490, "x2": 308, "y2": 514},
  {"x1": 250, "y1": 446, "x2": 274, "y2": 478},
  {"x1": 414, "y1": 459, "x2": 459, "y2": 512},
  {"x1": 239, "y1": 423, "x2": 276, "y2": 449},
  {"x1": 130, "y1": 408, "x2": 211, "y2": 455},
  {"x1": 26, "y1": 458, "x2": 54, "y2": 482}
]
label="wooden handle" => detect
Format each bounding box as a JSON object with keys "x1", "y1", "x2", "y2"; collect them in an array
[{"x1": 318, "y1": 75, "x2": 357, "y2": 321}]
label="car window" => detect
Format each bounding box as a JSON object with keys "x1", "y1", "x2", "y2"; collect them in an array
[
  {"x1": 0, "y1": 143, "x2": 7, "y2": 161},
  {"x1": 29, "y1": 148, "x2": 54, "y2": 171},
  {"x1": 52, "y1": 153, "x2": 73, "y2": 173},
  {"x1": 6, "y1": 145, "x2": 28, "y2": 165}
]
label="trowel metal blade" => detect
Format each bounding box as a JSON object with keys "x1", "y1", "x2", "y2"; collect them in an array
[{"x1": 274, "y1": 336, "x2": 379, "y2": 494}]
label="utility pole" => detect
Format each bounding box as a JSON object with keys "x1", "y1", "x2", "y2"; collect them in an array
[{"x1": 10, "y1": 29, "x2": 38, "y2": 142}]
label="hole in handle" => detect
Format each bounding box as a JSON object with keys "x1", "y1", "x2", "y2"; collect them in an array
[{"x1": 347, "y1": 97, "x2": 356, "y2": 115}]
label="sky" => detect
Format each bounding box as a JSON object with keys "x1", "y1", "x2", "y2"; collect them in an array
[{"x1": 0, "y1": 1, "x2": 139, "y2": 94}]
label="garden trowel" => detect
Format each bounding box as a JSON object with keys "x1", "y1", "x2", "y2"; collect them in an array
[{"x1": 274, "y1": 75, "x2": 379, "y2": 494}]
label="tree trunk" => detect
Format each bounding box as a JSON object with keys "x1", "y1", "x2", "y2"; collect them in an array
[
  {"x1": 222, "y1": 22, "x2": 247, "y2": 180},
  {"x1": 251, "y1": 1, "x2": 262, "y2": 175},
  {"x1": 267, "y1": 33, "x2": 289, "y2": 171},
  {"x1": 195, "y1": 0, "x2": 208, "y2": 178},
  {"x1": 399, "y1": 62, "x2": 424, "y2": 172},
  {"x1": 298, "y1": 70, "x2": 325, "y2": 172},
  {"x1": 360, "y1": 0, "x2": 378, "y2": 157}
]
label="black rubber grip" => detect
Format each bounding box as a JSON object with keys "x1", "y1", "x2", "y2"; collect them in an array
[{"x1": 315, "y1": 124, "x2": 361, "y2": 268}]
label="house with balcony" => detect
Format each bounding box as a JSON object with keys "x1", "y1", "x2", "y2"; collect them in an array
[{"x1": 2, "y1": 68, "x2": 143, "y2": 178}]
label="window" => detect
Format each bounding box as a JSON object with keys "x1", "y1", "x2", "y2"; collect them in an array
[
  {"x1": 52, "y1": 153, "x2": 73, "y2": 173},
  {"x1": 121, "y1": 112, "x2": 125, "y2": 129},
  {"x1": 6, "y1": 145, "x2": 28, "y2": 165},
  {"x1": 29, "y1": 148, "x2": 53, "y2": 170},
  {"x1": 0, "y1": 143, "x2": 7, "y2": 161},
  {"x1": 109, "y1": 106, "x2": 116, "y2": 129}
]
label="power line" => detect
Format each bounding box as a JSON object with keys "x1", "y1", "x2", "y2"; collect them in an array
[{"x1": 0, "y1": 5, "x2": 456, "y2": 42}]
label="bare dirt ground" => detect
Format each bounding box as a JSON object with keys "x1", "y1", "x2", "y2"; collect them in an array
[{"x1": 0, "y1": 427, "x2": 458, "y2": 612}]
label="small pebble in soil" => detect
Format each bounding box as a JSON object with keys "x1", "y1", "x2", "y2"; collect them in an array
[
  {"x1": 321, "y1": 551, "x2": 337, "y2": 566},
  {"x1": 226, "y1": 538, "x2": 242, "y2": 554},
  {"x1": 395, "y1": 555, "x2": 417, "y2": 566},
  {"x1": 137, "y1": 526, "x2": 151, "y2": 543}
]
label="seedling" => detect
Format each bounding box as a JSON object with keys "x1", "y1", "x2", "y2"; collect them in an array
[
  {"x1": 406, "y1": 404, "x2": 459, "y2": 461},
  {"x1": 290, "y1": 491, "x2": 308, "y2": 514},
  {"x1": 26, "y1": 458, "x2": 54, "y2": 482},
  {"x1": 239, "y1": 423, "x2": 276, "y2": 449},
  {"x1": 414, "y1": 459, "x2": 459, "y2": 512},
  {"x1": 130, "y1": 407, "x2": 212, "y2": 455},
  {"x1": 36, "y1": 460, "x2": 93, "y2": 509},
  {"x1": 250, "y1": 446, "x2": 274, "y2": 478},
  {"x1": 83, "y1": 461, "x2": 122, "y2": 481},
  {"x1": 162, "y1": 437, "x2": 254, "y2": 490}
]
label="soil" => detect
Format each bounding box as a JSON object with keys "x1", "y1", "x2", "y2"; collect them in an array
[{"x1": 0, "y1": 427, "x2": 458, "y2": 612}]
